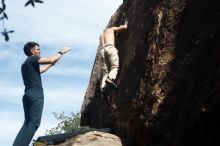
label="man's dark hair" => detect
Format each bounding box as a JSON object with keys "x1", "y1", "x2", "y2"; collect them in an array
[{"x1": 23, "y1": 42, "x2": 39, "y2": 56}]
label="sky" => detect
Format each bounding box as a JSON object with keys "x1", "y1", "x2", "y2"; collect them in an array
[{"x1": 0, "y1": 0, "x2": 122, "y2": 145}]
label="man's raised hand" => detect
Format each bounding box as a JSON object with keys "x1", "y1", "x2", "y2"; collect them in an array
[{"x1": 60, "y1": 47, "x2": 71, "y2": 55}]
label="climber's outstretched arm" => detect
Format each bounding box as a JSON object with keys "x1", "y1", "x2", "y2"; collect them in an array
[{"x1": 111, "y1": 23, "x2": 128, "y2": 33}]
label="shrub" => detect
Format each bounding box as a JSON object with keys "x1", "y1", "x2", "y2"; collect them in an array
[{"x1": 45, "y1": 111, "x2": 90, "y2": 135}]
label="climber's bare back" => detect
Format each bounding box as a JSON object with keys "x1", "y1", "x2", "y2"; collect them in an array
[
  {"x1": 100, "y1": 24, "x2": 128, "y2": 48},
  {"x1": 100, "y1": 28, "x2": 115, "y2": 48}
]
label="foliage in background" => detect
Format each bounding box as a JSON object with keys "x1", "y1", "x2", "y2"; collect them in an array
[
  {"x1": 45, "y1": 111, "x2": 92, "y2": 135},
  {"x1": 0, "y1": 0, "x2": 43, "y2": 41}
]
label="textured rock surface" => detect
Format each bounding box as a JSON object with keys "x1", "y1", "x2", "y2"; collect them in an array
[
  {"x1": 55, "y1": 131, "x2": 122, "y2": 146},
  {"x1": 81, "y1": 0, "x2": 220, "y2": 146}
]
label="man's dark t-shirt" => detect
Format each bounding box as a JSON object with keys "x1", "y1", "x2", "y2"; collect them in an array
[{"x1": 21, "y1": 55, "x2": 43, "y2": 96}]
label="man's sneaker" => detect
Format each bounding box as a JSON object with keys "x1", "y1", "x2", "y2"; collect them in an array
[{"x1": 105, "y1": 78, "x2": 118, "y2": 89}]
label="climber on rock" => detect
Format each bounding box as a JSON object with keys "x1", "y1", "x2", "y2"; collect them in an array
[
  {"x1": 13, "y1": 42, "x2": 70, "y2": 146},
  {"x1": 100, "y1": 21, "x2": 128, "y2": 94}
]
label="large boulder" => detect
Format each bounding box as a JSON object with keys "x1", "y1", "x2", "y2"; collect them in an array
[
  {"x1": 81, "y1": 0, "x2": 220, "y2": 146},
  {"x1": 56, "y1": 131, "x2": 122, "y2": 146}
]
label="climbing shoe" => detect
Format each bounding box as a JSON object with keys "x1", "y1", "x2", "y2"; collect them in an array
[{"x1": 105, "y1": 78, "x2": 118, "y2": 90}]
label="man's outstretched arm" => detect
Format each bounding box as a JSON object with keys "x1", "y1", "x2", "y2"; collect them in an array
[
  {"x1": 39, "y1": 47, "x2": 70, "y2": 64},
  {"x1": 39, "y1": 47, "x2": 70, "y2": 74},
  {"x1": 40, "y1": 64, "x2": 54, "y2": 74}
]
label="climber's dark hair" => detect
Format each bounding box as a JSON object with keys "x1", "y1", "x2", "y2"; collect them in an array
[{"x1": 23, "y1": 42, "x2": 39, "y2": 56}]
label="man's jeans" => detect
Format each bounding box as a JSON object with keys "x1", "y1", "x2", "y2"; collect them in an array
[{"x1": 13, "y1": 90, "x2": 44, "y2": 146}]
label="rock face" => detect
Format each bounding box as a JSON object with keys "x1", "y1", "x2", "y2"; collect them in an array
[
  {"x1": 81, "y1": 0, "x2": 220, "y2": 146},
  {"x1": 56, "y1": 131, "x2": 122, "y2": 146}
]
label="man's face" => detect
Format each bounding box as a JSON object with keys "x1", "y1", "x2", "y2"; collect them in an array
[{"x1": 31, "y1": 46, "x2": 41, "y2": 56}]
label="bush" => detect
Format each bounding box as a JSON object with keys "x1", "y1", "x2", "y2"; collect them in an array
[{"x1": 45, "y1": 111, "x2": 90, "y2": 135}]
